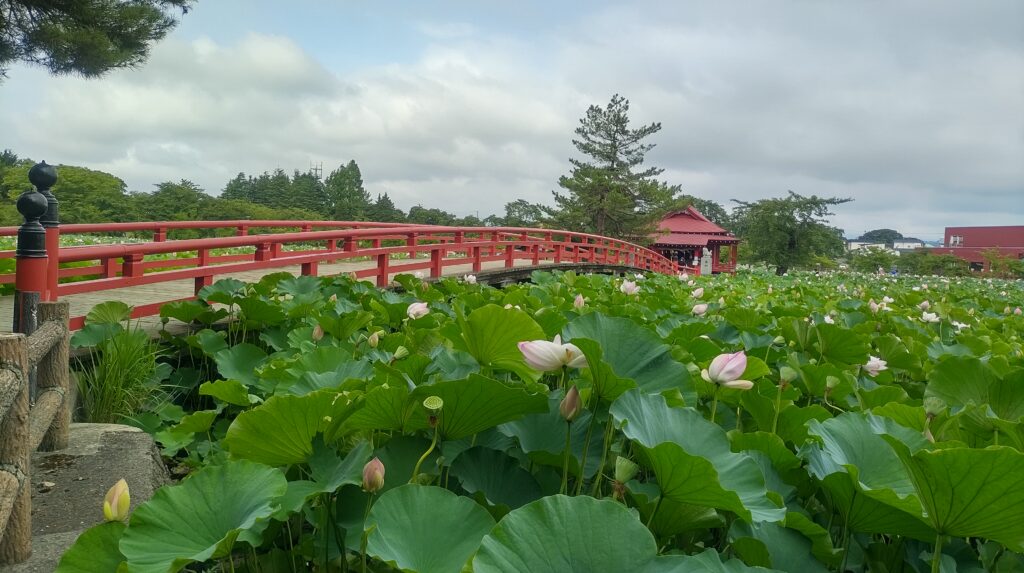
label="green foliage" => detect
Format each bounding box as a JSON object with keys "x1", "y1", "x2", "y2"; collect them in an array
[
  {"x1": 57, "y1": 269, "x2": 1024, "y2": 572},
  {"x1": 857, "y1": 228, "x2": 903, "y2": 244},
  {"x1": 326, "y1": 160, "x2": 370, "y2": 220},
  {"x1": 0, "y1": 0, "x2": 194, "y2": 79},
  {"x1": 849, "y1": 246, "x2": 898, "y2": 274},
  {"x1": 72, "y1": 302, "x2": 166, "y2": 423},
  {"x1": 550, "y1": 94, "x2": 677, "y2": 240},
  {"x1": 731, "y1": 191, "x2": 851, "y2": 275}
]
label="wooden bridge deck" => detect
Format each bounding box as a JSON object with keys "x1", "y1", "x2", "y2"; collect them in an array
[{"x1": 0, "y1": 257, "x2": 534, "y2": 336}]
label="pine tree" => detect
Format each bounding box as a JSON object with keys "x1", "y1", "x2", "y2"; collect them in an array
[
  {"x1": 366, "y1": 193, "x2": 405, "y2": 222},
  {"x1": 1, "y1": 0, "x2": 194, "y2": 80},
  {"x1": 221, "y1": 173, "x2": 253, "y2": 202},
  {"x1": 550, "y1": 94, "x2": 674, "y2": 239},
  {"x1": 325, "y1": 160, "x2": 371, "y2": 220}
]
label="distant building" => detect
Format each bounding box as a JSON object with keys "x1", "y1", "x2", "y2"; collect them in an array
[
  {"x1": 846, "y1": 241, "x2": 886, "y2": 251},
  {"x1": 650, "y1": 206, "x2": 738, "y2": 274},
  {"x1": 928, "y1": 225, "x2": 1024, "y2": 271},
  {"x1": 892, "y1": 240, "x2": 925, "y2": 250}
]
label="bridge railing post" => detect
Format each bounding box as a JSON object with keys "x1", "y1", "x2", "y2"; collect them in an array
[{"x1": 13, "y1": 165, "x2": 52, "y2": 401}]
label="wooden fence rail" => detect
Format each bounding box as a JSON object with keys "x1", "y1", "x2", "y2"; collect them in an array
[{"x1": 0, "y1": 301, "x2": 71, "y2": 565}]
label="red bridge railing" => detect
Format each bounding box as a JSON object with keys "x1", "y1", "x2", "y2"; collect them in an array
[{"x1": 6, "y1": 163, "x2": 679, "y2": 331}]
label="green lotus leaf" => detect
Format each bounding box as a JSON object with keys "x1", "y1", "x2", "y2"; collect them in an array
[
  {"x1": 199, "y1": 379, "x2": 252, "y2": 407},
  {"x1": 571, "y1": 338, "x2": 639, "y2": 402},
  {"x1": 473, "y1": 495, "x2": 657, "y2": 572},
  {"x1": 812, "y1": 323, "x2": 870, "y2": 366},
  {"x1": 926, "y1": 357, "x2": 1024, "y2": 421},
  {"x1": 235, "y1": 296, "x2": 286, "y2": 325},
  {"x1": 563, "y1": 312, "x2": 694, "y2": 402},
  {"x1": 610, "y1": 389, "x2": 785, "y2": 523},
  {"x1": 450, "y1": 446, "x2": 543, "y2": 511},
  {"x1": 800, "y1": 412, "x2": 935, "y2": 539},
  {"x1": 453, "y1": 304, "x2": 546, "y2": 380},
  {"x1": 729, "y1": 520, "x2": 831, "y2": 572},
  {"x1": 224, "y1": 390, "x2": 361, "y2": 465},
  {"x1": 499, "y1": 394, "x2": 605, "y2": 477},
  {"x1": 213, "y1": 343, "x2": 268, "y2": 387},
  {"x1": 119, "y1": 460, "x2": 286, "y2": 573},
  {"x1": 197, "y1": 278, "x2": 247, "y2": 304},
  {"x1": 410, "y1": 374, "x2": 549, "y2": 440},
  {"x1": 346, "y1": 383, "x2": 428, "y2": 434},
  {"x1": 886, "y1": 441, "x2": 1024, "y2": 551},
  {"x1": 365, "y1": 485, "x2": 495, "y2": 573},
  {"x1": 55, "y1": 521, "x2": 126, "y2": 573},
  {"x1": 637, "y1": 548, "x2": 784, "y2": 572}
]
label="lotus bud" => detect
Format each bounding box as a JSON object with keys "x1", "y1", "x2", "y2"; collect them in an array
[
  {"x1": 825, "y1": 376, "x2": 840, "y2": 391},
  {"x1": 329, "y1": 294, "x2": 338, "y2": 303},
  {"x1": 692, "y1": 303, "x2": 709, "y2": 316},
  {"x1": 559, "y1": 385, "x2": 581, "y2": 422},
  {"x1": 1005, "y1": 306, "x2": 1012, "y2": 314},
  {"x1": 362, "y1": 457, "x2": 386, "y2": 493},
  {"x1": 367, "y1": 330, "x2": 381, "y2": 348},
  {"x1": 393, "y1": 346, "x2": 409, "y2": 360},
  {"x1": 1016, "y1": 307, "x2": 1023, "y2": 316},
  {"x1": 718, "y1": 297, "x2": 725, "y2": 305},
  {"x1": 614, "y1": 456, "x2": 639, "y2": 483},
  {"x1": 573, "y1": 294, "x2": 585, "y2": 310},
  {"x1": 312, "y1": 324, "x2": 324, "y2": 341},
  {"x1": 464, "y1": 274, "x2": 477, "y2": 284},
  {"x1": 923, "y1": 397, "x2": 946, "y2": 418},
  {"x1": 102, "y1": 479, "x2": 130, "y2": 522},
  {"x1": 919, "y1": 300, "x2": 930, "y2": 311},
  {"x1": 692, "y1": 287, "x2": 704, "y2": 299}
]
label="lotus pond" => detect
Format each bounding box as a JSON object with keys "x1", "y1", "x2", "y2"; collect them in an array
[{"x1": 58, "y1": 269, "x2": 1024, "y2": 572}]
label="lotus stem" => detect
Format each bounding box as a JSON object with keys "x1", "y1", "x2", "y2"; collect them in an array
[
  {"x1": 931, "y1": 534, "x2": 944, "y2": 573},
  {"x1": 646, "y1": 495, "x2": 663, "y2": 528},
  {"x1": 361, "y1": 494, "x2": 375, "y2": 573},
  {"x1": 771, "y1": 383, "x2": 783, "y2": 434},
  {"x1": 410, "y1": 426, "x2": 439, "y2": 483},
  {"x1": 591, "y1": 416, "x2": 617, "y2": 497},
  {"x1": 710, "y1": 388, "x2": 720, "y2": 424},
  {"x1": 560, "y1": 422, "x2": 572, "y2": 494},
  {"x1": 575, "y1": 397, "x2": 599, "y2": 495}
]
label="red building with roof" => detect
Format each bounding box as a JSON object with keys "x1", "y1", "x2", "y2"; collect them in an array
[
  {"x1": 929, "y1": 226, "x2": 1024, "y2": 271},
  {"x1": 651, "y1": 206, "x2": 739, "y2": 274}
]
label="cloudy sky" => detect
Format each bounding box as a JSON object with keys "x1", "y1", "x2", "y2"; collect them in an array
[{"x1": 2, "y1": 1, "x2": 1022, "y2": 240}]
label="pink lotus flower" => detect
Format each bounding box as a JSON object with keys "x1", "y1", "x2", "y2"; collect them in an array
[
  {"x1": 312, "y1": 324, "x2": 324, "y2": 341},
  {"x1": 823, "y1": 315, "x2": 835, "y2": 324},
  {"x1": 518, "y1": 335, "x2": 588, "y2": 371},
  {"x1": 692, "y1": 303, "x2": 709, "y2": 316},
  {"x1": 919, "y1": 300, "x2": 931, "y2": 310},
  {"x1": 620, "y1": 280, "x2": 640, "y2": 295},
  {"x1": 868, "y1": 300, "x2": 880, "y2": 314},
  {"x1": 406, "y1": 302, "x2": 429, "y2": 320},
  {"x1": 464, "y1": 274, "x2": 477, "y2": 284},
  {"x1": 701, "y1": 351, "x2": 753, "y2": 390},
  {"x1": 678, "y1": 272, "x2": 689, "y2": 281},
  {"x1": 692, "y1": 287, "x2": 704, "y2": 298},
  {"x1": 921, "y1": 311, "x2": 940, "y2": 323},
  {"x1": 1016, "y1": 307, "x2": 1023, "y2": 316},
  {"x1": 573, "y1": 294, "x2": 585, "y2": 309},
  {"x1": 362, "y1": 457, "x2": 386, "y2": 493},
  {"x1": 864, "y1": 356, "x2": 887, "y2": 376}
]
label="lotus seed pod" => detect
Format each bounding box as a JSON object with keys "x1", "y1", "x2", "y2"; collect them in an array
[
  {"x1": 614, "y1": 457, "x2": 639, "y2": 483},
  {"x1": 825, "y1": 376, "x2": 840, "y2": 390},
  {"x1": 923, "y1": 397, "x2": 946, "y2": 417},
  {"x1": 779, "y1": 366, "x2": 798, "y2": 383},
  {"x1": 423, "y1": 395, "x2": 444, "y2": 414},
  {"x1": 393, "y1": 346, "x2": 409, "y2": 360}
]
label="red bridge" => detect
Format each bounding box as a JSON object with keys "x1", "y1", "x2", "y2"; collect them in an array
[{"x1": 3, "y1": 162, "x2": 686, "y2": 333}]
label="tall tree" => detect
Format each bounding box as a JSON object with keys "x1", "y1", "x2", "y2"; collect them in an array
[
  {"x1": 731, "y1": 192, "x2": 850, "y2": 275},
  {"x1": 857, "y1": 228, "x2": 903, "y2": 245},
  {"x1": 500, "y1": 199, "x2": 546, "y2": 228},
  {"x1": 290, "y1": 170, "x2": 330, "y2": 217},
  {"x1": 365, "y1": 193, "x2": 405, "y2": 223},
  {"x1": 325, "y1": 160, "x2": 370, "y2": 220},
  {"x1": 135, "y1": 180, "x2": 207, "y2": 221},
  {"x1": 1, "y1": 159, "x2": 134, "y2": 223},
  {"x1": 551, "y1": 94, "x2": 672, "y2": 239},
  {"x1": 221, "y1": 172, "x2": 253, "y2": 202},
  {"x1": 407, "y1": 205, "x2": 456, "y2": 226},
  {"x1": 0, "y1": 0, "x2": 194, "y2": 79}
]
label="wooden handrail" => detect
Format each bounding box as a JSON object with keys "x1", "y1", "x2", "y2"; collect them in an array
[{"x1": 0, "y1": 301, "x2": 71, "y2": 565}]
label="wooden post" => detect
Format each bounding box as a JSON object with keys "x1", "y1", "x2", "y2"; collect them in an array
[
  {"x1": 376, "y1": 253, "x2": 389, "y2": 287},
  {"x1": 153, "y1": 227, "x2": 167, "y2": 242},
  {"x1": 472, "y1": 246, "x2": 482, "y2": 272},
  {"x1": 35, "y1": 302, "x2": 69, "y2": 451},
  {"x1": 0, "y1": 334, "x2": 30, "y2": 564},
  {"x1": 301, "y1": 261, "x2": 319, "y2": 276},
  {"x1": 406, "y1": 233, "x2": 417, "y2": 260},
  {"x1": 430, "y1": 249, "x2": 443, "y2": 277}
]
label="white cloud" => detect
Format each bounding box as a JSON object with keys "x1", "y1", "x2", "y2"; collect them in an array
[{"x1": 0, "y1": 0, "x2": 1020, "y2": 237}]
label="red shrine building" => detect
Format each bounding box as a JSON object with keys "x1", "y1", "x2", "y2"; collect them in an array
[
  {"x1": 651, "y1": 206, "x2": 739, "y2": 274},
  {"x1": 929, "y1": 225, "x2": 1024, "y2": 271}
]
